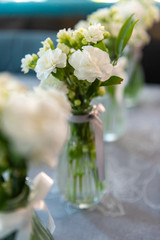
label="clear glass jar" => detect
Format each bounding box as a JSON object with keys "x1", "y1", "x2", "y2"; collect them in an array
[
  {"x1": 94, "y1": 84, "x2": 126, "y2": 142},
  {"x1": 104, "y1": 85, "x2": 126, "y2": 142},
  {"x1": 1, "y1": 212, "x2": 54, "y2": 240},
  {"x1": 124, "y1": 47, "x2": 145, "y2": 108},
  {"x1": 124, "y1": 61, "x2": 144, "y2": 108},
  {"x1": 57, "y1": 114, "x2": 107, "y2": 209}
]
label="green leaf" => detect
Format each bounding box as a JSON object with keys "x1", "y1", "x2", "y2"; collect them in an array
[
  {"x1": 94, "y1": 41, "x2": 107, "y2": 52},
  {"x1": 115, "y1": 14, "x2": 139, "y2": 58},
  {"x1": 101, "y1": 76, "x2": 123, "y2": 86},
  {"x1": 86, "y1": 79, "x2": 100, "y2": 98},
  {"x1": 51, "y1": 68, "x2": 65, "y2": 81}
]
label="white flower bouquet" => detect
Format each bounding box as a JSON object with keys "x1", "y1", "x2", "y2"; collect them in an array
[
  {"x1": 0, "y1": 81, "x2": 70, "y2": 239},
  {"x1": 21, "y1": 18, "x2": 137, "y2": 208}
]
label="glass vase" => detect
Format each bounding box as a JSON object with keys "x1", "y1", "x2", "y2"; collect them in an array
[
  {"x1": 0, "y1": 179, "x2": 54, "y2": 240},
  {"x1": 124, "y1": 49, "x2": 145, "y2": 108},
  {"x1": 57, "y1": 111, "x2": 107, "y2": 209},
  {"x1": 105, "y1": 85, "x2": 126, "y2": 142},
  {"x1": 94, "y1": 85, "x2": 126, "y2": 142},
  {"x1": 1, "y1": 212, "x2": 54, "y2": 240}
]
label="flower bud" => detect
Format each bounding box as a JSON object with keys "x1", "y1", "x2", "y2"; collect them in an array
[
  {"x1": 32, "y1": 54, "x2": 38, "y2": 62},
  {"x1": 68, "y1": 91, "x2": 75, "y2": 99},
  {"x1": 74, "y1": 99, "x2": 81, "y2": 106},
  {"x1": 97, "y1": 86, "x2": 106, "y2": 96},
  {"x1": 103, "y1": 31, "x2": 111, "y2": 39},
  {"x1": 82, "y1": 38, "x2": 88, "y2": 45}
]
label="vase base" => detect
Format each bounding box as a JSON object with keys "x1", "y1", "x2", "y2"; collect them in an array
[
  {"x1": 60, "y1": 194, "x2": 103, "y2": 210},
  {"x1": 71, "y1": 199, "x2": 101, "y2": 209},
  {"x1": 67, "y1": 200, "x2": 101, "y2": 210}
]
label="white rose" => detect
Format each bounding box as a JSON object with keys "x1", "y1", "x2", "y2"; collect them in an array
[
  {"x1": 57, "y1": 43, "x2": 70, "y2": 55},
  {"x1": 35, "y1": 48, "x2": 67, "y2": 81},
  {"x1": 1, "y1": 88, "x2": 70, "y2": 167},
  {"x1": 69, "y1": 46, "x2": 113, "y2": 82},
  {"x1": 83, "y1": 23, "x2": 105, "y2": 44},
  {"x1": 21, "y1": 54, "x2": 33, "y2": 73}
]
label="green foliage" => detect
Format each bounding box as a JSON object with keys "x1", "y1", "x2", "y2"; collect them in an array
[
  {"x1": 94, "y1": 41, "x2": 108, "y2": 52},
  {"x1": 0, "y1": 132, "x2": 29, "y2": 211},
  {"x1": 115, "y1": 14, "x2": 139, "y2": 58},
  {"x1": 51, "y1": 69, "x2": 65, "y2": 82},
  {"x1": 101, "y1": 76, "x2": 123, "y2": 87},
  {"x1": 86, "y1": 79, "x2": 100, "y2": 99}
]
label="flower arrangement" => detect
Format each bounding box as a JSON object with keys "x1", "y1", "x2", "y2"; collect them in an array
[
  {"x1": 21, "y1": 20, "x2": 137, "y2": 112},
  {"x1": 79, "y1": 0, "x2": 159, "y2": 49},
  {"x1": 117, "y1": 0, "x2": 159, "y2": 106},
  {"x1": 78, "y1": 1, "x2": 159, "y2": 107},
  {"x1": 0, "y1": 78, "x2": 70, "y2": 239},
  {"x1": 21, "y1": 19, "x2": 137, "y2": 208}
]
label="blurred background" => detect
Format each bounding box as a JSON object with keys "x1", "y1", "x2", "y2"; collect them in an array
[{"x1": 0, "y1": 0, "x2": 160, "y2": 84}]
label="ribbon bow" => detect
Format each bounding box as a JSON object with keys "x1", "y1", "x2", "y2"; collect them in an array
[
  {"x1": 0, "y1": 172, "x2": 55, "y2": 240},
  {"x1": 70, "y1": 104, "x2": 105, "y2": 182}
]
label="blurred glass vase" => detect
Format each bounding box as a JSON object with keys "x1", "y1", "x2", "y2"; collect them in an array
[
  {"x1": 124, "y1": 48, "x2": 145, "y2": 108},
  {"x1": 99, "y1": 84, "x2": 126, "y2": 142},
  {"x1": 0, "y1": 180, "x2": 54, "y2": 240}
]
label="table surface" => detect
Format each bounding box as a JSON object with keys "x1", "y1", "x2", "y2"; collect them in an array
[{"x1": 15, "y1": 74, "x2": 160, "y2": 240}]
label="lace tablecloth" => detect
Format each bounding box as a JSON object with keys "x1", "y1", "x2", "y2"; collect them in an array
[{"x1": 23, "y1": 76, "x2": 160, "y2": 240}]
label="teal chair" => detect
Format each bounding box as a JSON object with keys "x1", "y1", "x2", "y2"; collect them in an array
[
  {"x1": 0, "y1": 0, "x2": 114, "y2": 73},
  {"x1": 0, "y1": 0, "x2": 114, "y2": 16},
  {"x1": 0, "y1": 30, "x2": 57, "y2": 73}
]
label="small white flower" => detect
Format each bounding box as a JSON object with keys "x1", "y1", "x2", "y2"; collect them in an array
[
  {"x1": 88, "y1": 8, "x2": 123, "y2": 38},
  {"x1": 57, "y1": 28, "x2": 73, "y2": 41},
  {"x1": 35, "y1": 48, "x2": 67, "y2": 81},
  {"x1": 21, "y1": 54, "x2": 33, "y2": 73},
  {"x1": 57, "y1": 43, "x2": 70, "y2": 55},
  {"x1": 69, "y1": 46, "x2": 113, "y2": 82},
  {"x1": 83, "y1": 23, "x2": 105, "y2": 44},
  {"x1": 37, "y1": 37, "x2": 54, "y2": 57}
]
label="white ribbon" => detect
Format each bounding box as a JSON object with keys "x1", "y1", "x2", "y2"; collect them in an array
[{"x1": 0, "y1": 172, "x2": 55, "y2": 240}]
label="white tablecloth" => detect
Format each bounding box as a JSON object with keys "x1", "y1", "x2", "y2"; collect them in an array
[{"x1": 16, "y1": 74, "x2": 160, "y2": 240}]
